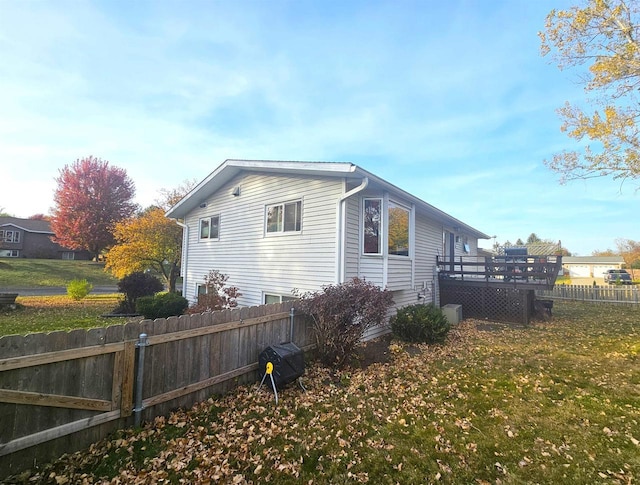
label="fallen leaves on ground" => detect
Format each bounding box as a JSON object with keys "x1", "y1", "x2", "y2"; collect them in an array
[{"x1": 6, "y1": 301, "x2": 640, "y2": 484}]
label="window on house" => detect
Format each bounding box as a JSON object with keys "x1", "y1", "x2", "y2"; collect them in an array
[
  {"x1": 388, "y1": 202, "x2": 410, "y2": 256},
  {"x1": 199, "y1": 215, "x2": 220, "y2": 240},
  {"x1": 0, "y1": 249, "x2": 19, "y2": 257},
  {"x1": 363, "y1": 198, "x2": 382, "y2": 254},
  {"x1": 1, "y1": 230, "x2": 19, "y2": 243},
  {"x1": 264, "y1": 293, "x2": 298, "y2": 304},
  {"x1": 62, "y1": 252, "x2": 75, "y2": 260},
  {"x1": 266, "y1": 201, "x2": 301, "y2": 234}
]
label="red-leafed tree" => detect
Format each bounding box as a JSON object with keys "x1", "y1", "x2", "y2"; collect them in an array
[{"x1": 50, "y1": 156, "x2": 137, "y2": 260}]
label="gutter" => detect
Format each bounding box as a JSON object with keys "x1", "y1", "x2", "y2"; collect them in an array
[{"x1": 336, "y1": 177, "x2": 369, "y2": 283}]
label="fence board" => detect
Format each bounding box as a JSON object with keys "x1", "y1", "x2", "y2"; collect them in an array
[
  {"x1": 0, "y1": 302, "x2": 313, "y2": 479},
  {"x1": 537, "y1": 285, "x2": 640, "y2": 304}
]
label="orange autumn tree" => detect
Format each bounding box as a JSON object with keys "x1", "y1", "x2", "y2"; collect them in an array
[{"x1": 106, "y1": 207, "x2": 183, "y2": 292}]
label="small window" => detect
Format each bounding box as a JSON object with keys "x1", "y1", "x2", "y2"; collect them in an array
[
  {"x1": 264, "y1": 293, "x2": 298, "y2": 304},
  {"x1": 62, "y1": 252, "x2": 75, "y2": 260},
  {"x1": 363, "y1": 198, "x2": 382, "y2": 254},
  {"x1": 0, "y1": 249, "x2": 19, "y2": 257},
  {"x1": 199, "y1": 215, "x2": 220, "y2": 240},
  {"x1": 266, "y1": 201, "x2": 301, "y2": 234}
]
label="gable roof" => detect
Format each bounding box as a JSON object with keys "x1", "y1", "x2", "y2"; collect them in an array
[
  {"x1": 0, "y1": 217, "x2": 53, "y2": 234},
  {"x1": 166, "y1": 159, "x2": 490, "y2": 240}
]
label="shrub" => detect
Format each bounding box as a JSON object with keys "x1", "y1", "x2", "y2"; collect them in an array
[
  {"x1": 136, "y1": 292, "x2": 189, "y2": 319},
  {"x1": 115, "y1": 272, "x2": 164, "y2": 314},
  {"x1": 391, "y1": 303, "x2": 451, "y2": 344},
  {"x1": 297, "y1": 278, "x2": 394, "y2": 367},
  {"x1": 187, "y1": 270, "x2": 241, "y2": 314},
  {"x1": 67, "y1": 279, "x2": 93, "y2": 301}
]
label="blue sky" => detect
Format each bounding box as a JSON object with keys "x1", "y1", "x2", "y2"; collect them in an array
[{"x1": 0, "y1": 0, "x2": 637, "y2": 255}]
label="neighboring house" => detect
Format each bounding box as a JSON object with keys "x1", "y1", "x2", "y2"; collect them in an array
[
  {"x1": 562, "y1": 256, "x2": 625, "y2": 280},
  {"x1": 0, "y1": 217, "x2": 91, "y2": 260},
  {"x1": 167, "y1": 160, "x2": 490, "y2": 327}
]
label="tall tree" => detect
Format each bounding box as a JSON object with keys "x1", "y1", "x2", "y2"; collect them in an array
[
  {"x1": 106, "y1": 207, "x2": 183, "y2": 292},
  {"x1": 155, "y1": 179, "x2": 197, "y2": 211},
  {"x1": 526, "y1": 233, "x2": 541, "y2": 244},
  {"x1": 51, "y1": 156, "x2": 136, "y2": 260},
  {"x1": 540, "y1": 0, "x2": 640, "y2": 184},
  {"x1": 616, "y1": 237, "x2": 640, "y2": 268}
]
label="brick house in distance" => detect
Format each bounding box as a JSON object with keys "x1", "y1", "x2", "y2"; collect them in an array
[{"x1": 0, "y1": 217, "x2": 91, "y2": 260}]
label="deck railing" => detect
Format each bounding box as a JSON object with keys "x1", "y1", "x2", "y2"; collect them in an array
[{"x1": 436, "y1": 255, "x2": 563, "y2": 289}]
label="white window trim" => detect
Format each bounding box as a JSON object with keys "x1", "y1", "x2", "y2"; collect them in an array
[
  {"x1": 1, "y1": 230, "x2": 20, "y2": 243},
  {"x1": 263, "y1": 292, "x2": 298, "y2": 304},
  {"x1": 387, "y1": 200, "x2": 411, "y2": 258},
  {"x1": 199, "y1": 215, "x2": 220, "y2": 241},
  {"x1": 362, "y1": 197, "x2": 383, "y2": 256},
  {"x1": 265, "y1": 200, "x2": 302, "y2": 236}
]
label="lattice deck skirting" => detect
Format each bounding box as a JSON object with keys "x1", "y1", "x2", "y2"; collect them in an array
[{"x1": 439, "y1": 280, "x2": 535, "y2": 325}]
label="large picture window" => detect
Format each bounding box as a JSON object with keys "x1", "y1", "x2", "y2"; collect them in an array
[
  {"x1": 199, "y1": 215, "x2": 220, "y2": 240},
  {"x1": 388, "y1": 202, "x2": 410, "y2": 256},
  {"x1": 266, "y1": 201, "x2": 301, "y2": 234},
  {"x1": 363, "y1": 198, "x2": 382, "y2": 254}
]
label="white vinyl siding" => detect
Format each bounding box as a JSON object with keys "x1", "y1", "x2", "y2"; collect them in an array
[{"x1": 183, "y1": 172, "x2": 342, "y2": 306}]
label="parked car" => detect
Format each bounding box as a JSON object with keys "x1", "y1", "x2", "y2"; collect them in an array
[{"x1": 604, "y1": 269, "x2": 633, "y2": 285}]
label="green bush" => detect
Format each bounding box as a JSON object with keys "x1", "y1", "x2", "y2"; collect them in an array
[
  {"x1": 391, "y1": 303, "x2": 451, "y2": 344},
  {"x1": 136, "y1": 292, "x2": 189, "y2": 320},
  {"x1": 66, "y1": 279, "x2": 93, "y2": 301}
]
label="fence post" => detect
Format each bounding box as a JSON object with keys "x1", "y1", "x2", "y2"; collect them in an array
[
  {"x1": 289, "y1": 306, "x2": 295, "y2": 343},
  {"x1": 134, "y1": 333, "x2": 149, "y2": 428}
]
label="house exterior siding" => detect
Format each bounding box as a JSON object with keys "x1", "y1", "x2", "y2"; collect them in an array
[
  {"x1": 0, "y1": 218, "x2": 91, "y2": 260},
  {"x1": 182, "y1": 172, "x2": 343, "y2": 306},
  {"x1": 169, "y1": 160, "x2": 489, "y2": 335}
]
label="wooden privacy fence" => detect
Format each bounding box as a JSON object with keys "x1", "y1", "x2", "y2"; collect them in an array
[
  {"x1": 536, "y1": 284, "x2": 640, "y2": 305},
  {"x1": 0, "y1": 302, "x2": 313, "y2": 479}
]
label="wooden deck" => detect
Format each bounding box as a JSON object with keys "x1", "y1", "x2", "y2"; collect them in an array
[{"x1": 437, "y1": 255, "x2": 563, "y2": 291}]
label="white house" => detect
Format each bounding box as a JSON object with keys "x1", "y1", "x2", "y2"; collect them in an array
[
  {"x1": 562, "y1": 256, "x2": 625, "y2": 280},
  {"x1": 166, "y1": 160, "x2": 489, "y2": 323}
]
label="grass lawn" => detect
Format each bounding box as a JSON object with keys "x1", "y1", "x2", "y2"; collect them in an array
[
  {"x1": 0, "y1": 259, "x2": 118, "y2": 288},
  {"x1": 5, "y1": 301, "x2": 640, "y2": 484},
  {"x1": 0, "y1": 295, "x2": 133, "y2": 336}
]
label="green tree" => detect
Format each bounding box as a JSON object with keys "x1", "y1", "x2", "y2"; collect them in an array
[
  {"x1": 527, "y1": 233, "x2": 541, "y2": 244},
  {"x1": 540, "y1": 0, "x2": 640, "y2": 184}
]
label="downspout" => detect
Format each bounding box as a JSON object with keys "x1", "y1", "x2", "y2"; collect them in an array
[
  {"x1": 173, "y1": 220, "x2": 189, "y2": 298},
  {"x1": 336, "y1": 177, "x2": 369, "y2": 284}
]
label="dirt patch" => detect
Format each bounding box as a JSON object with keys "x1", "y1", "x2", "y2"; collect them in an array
[{"x1": 350, "y1": 333, "x2": 394, "y2": 368}]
